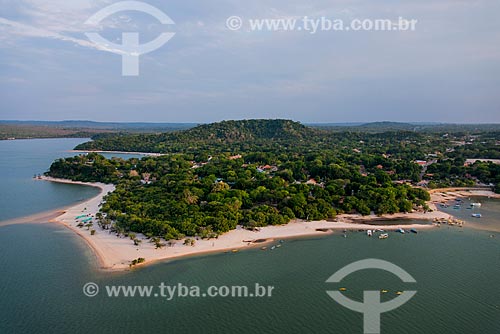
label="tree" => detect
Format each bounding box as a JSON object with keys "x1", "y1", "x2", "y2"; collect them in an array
[{"x1": 183, "y1": 238, "x2": 195, "y2": 246}]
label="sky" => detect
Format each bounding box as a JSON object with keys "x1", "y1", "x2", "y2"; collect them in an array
[{"x1": 0, "y1": 0, "x2": 499, "y2": 123}]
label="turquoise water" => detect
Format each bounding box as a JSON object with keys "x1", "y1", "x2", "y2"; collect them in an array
[{"x1": 0, "y1": 139, "x2": 499, "y2": 333}]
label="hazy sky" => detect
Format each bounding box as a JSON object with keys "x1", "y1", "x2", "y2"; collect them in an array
[{"x1": 1, "y1": 0, "x2": 499, "y2": 123}]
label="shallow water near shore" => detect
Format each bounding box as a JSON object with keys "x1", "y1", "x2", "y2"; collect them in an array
[
  {"x1": 0, "y1": 223, "x2": 499, "y2": 334},
  {"x1": 0, "y1": 138, "x2": 100, "y2": 221},
  {"x1": 1, "y1": 138, "x2": 500, "y2": 333},
  {"x1": 0, "y1": 139, "x2": 145, "y2": 221},
  {"x1": 438, "y1": 196, "x2": 500, "y2": 232}
]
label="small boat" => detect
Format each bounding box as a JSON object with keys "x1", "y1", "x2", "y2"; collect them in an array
[
  {"x1": 471, "y1": 203, "x2": 482, "y2": 207},
  {"x1": 367, "y1": 230, "x2": 373, "y2": 237},
  {"x1": 231, "y1": 249, "x2": 239, "y2": 253},
  {"x1": 279, "y1": 240, "x2": 284, "y2": 243},
  {"x1": 397, "y1": 228, "x2": 405, "y2": 234},
  {"x1": 276, "y1": 244, "x2": 282, "y2": 248},
  {"x1": 396, "y1": 291, "x2": 403, "y2": 295},
  {"x1": 378, "y1": 233, "x2": 389, "y2": 239},
  {"x1": 343, "y1": 233, "x2": 347, "y2": 238},
  {"x1": 453, "y1": 205, "x2": 461, "y2": 209},
  {"x1": 260, "y1": 246, "x2": 267, "y2": 250},
  {"x1": 381, "y1": 290, "x2": 389, "y2": 294},
  {"x1": 270, "y1": 246, "x2": 276, "y2": 250},
  {"x1": 471, "y1": 213, "x2": 482, "y2": 218},
  {"x1": 339, "y1": 288, "x2": 347, "y2": 291},
  {"x1": 410, "y1": 228, "x2": 418, "y2": 234}
]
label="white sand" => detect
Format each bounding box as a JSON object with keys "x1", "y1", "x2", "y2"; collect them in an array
[{"x1": 429, "y1": 187, "x2": 500, "y2": 202}]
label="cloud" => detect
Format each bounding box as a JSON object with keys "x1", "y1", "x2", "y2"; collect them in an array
[
  {"x1": 17, "y1": 0, "x2": 113, "y2": 32},
  {"x1": 0, "y1": 0, "x2": 499, "y2": 122},
  {"x1": 0, "y1": 0, "x2": 157, "y2": 56},
  {"x1": 0, "y1": 17, "x2": 128, "y2": 55}
]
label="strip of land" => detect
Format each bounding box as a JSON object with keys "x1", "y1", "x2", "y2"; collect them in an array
[
  {"x1": 5, "y1": 179, "x2": 489, "y2": 272},
  {"x1": 0, "y1": 209, "x2": 65, "y2": 227},
  {"x1": 429, "y1": 187, "x2": 500, "y2": 202},
  {"x1": 70, "y1": 150, "x2": 164, "y2": 156}
]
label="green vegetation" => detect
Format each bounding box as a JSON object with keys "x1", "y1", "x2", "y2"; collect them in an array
[
  {"x1": 0, "y1": 121, "x2": 195, "y2": 140},
  {"x1": 47, "y1": 120, "x2": 500, "y2": 243},
  {"x1": 0, "y1": 124, "x2": 112, "y2": 140},
  {"x1": 75, "y1": 119, "x2": 320, "y2": 154},
  {"x1": 130, "y1": 257, "x2": 146, "y2": 267}
]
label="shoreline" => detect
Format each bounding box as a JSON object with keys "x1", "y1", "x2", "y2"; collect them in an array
[
  {"x1": 5, "y1": 181, "x2": 497, "y2": 272},
  {"x1": 429, "y1": 187, "x2": 500, "y2": 202},
  {"x1": 70, "y1": 150, "x2": 164, "y2": 157},
  {"x1": 0, "y1": 209, "x2": 66, "y2": 227},
  {"x1": 38, "y1": 177, "x2": 117, "y2": 270}
]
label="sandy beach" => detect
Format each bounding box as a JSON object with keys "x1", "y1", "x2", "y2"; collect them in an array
[
  {"x1": 0, "y1": 209, "x2": 65, "y2": 227},
  {"x1": 8, "y1": 179, "x2": 492, "y2": 271},
  {"x1": 429, "y1": 187, "x2": 500, "y2": 203}
]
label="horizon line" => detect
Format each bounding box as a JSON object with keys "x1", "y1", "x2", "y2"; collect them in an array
[{"x1": 2, "y1": 119, "x2": 500, "y2": 126}]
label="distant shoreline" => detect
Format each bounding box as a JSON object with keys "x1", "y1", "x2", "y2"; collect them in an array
[
  {"x1": 7, "y1": 180, "x2": 499, "y2": 272},
  {"x1": 0, "y1": 137, "x2": 91, "y2": 141}
]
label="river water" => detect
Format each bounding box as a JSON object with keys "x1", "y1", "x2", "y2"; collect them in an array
[{"x1": 0, "y1": 138, "x2": 499, "y2": 334}]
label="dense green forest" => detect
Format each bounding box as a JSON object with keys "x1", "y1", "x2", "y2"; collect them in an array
[{"x1": 47, "y1": 119, "x2": 500, "y2": 241}]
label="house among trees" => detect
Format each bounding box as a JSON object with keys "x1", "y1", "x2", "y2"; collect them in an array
[{"x1": 258, "y1": 165, "x2": 278, "y2": 173}]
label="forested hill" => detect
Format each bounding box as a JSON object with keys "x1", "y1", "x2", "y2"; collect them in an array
[
  {"x1": 75, "y1": 119, "x2": 321, "y2": 153},
  {"x1": 185, "y1": 119, "x2": 316, "y2": 141}
]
